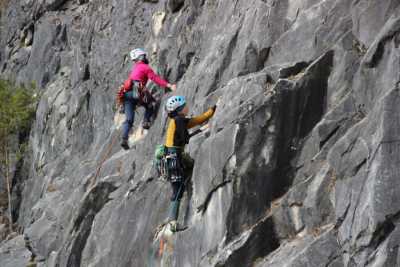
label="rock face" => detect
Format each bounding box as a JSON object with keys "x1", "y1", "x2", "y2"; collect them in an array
[{"x1": 1, "y1": 0, "x2": 400, "y2": 266}]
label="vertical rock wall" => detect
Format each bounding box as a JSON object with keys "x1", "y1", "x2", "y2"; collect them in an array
[{"x1": 0, "y1": 0, "x2": 400, "y2": 266}]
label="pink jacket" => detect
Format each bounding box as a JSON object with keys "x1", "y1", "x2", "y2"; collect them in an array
[{"x1": 130, "y1": 61, "x2": 169, "y2": 88}]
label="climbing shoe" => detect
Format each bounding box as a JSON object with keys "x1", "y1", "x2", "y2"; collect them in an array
[
  {"x1": 142, "y1": 121, "x2": 151, "y2": 130},
  {"x1": 121, "y1": 139, "x2": 129, "y2": 150},
  {"x1": 118, "y1": 105, "x2": 125, "y2": 114},
  {"x1": 169, "y1": 220, "x2": 187, "y2": 233}
]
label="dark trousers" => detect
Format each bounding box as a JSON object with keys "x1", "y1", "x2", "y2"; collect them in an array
[
  {"x1": 168, "y1": 153, "x2": 194, "y2": 201},
  {"x1": 121, "y1": 91, "x2": 154, "y2": 140},
  {"x1": 167, "y1": 153, "x2": 194, "y2": 221},
  {"x1": 171, "y1": 181, "x2": 185, "y2": 201}
]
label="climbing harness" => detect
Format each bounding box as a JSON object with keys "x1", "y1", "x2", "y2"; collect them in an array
[
  {"x1": 116, "y1": 79, "x2": 132, "y2": 106},
  {"x1": 154, "y1": 124, "x2": 209, "y2": 181},
  {"x1": 154, "y1": 145, "x2": 168, "y2": 180},
  {"x1": 156, "y1": 149, "x2": 184, "y2": 182},
  {"x1": 116, "y1": 79, "x2": 156, "y2": 107}
]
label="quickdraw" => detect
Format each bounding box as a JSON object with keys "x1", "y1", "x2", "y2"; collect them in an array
[
  {"x1": 155, "y1": 152, "x2": 183, "y2": 182},
  {"x1": 116, "y1": 79, "x2": 132, "y2": 106},
  {"x1": 154, "y1": 124, "x2": 209, "y2": 182}
]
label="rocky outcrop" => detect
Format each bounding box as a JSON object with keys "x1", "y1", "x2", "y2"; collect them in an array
[
  {"x1": 0, "y1": 235, "x2": 32, "y2": 267},
  {"x1": 1, "y1": 0, "x2": 400, "y2": 266}
]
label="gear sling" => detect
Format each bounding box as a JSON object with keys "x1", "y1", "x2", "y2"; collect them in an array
[
  {"x1": 117, "y1": 79, "x2": 155, "y2": 106},
  {"x1": 155, "y1": 146, "x2": 185, "y2": 183}
]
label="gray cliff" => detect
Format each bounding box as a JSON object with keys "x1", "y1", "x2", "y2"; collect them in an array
[{"x1": 1, "y1": 0, "x2": 400, "y2": 266}]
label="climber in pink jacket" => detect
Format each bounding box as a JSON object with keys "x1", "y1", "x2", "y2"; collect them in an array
[
  {"x1": 120, "y1": 48, "x2": 176, "y2": 150},
  {"x1": 130, "y1": 61, "x2": 172, "y2": 88}
]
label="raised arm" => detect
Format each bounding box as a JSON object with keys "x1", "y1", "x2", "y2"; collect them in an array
[{"x1": 187, "y1": 107, "x2": 215, "y2": 129}]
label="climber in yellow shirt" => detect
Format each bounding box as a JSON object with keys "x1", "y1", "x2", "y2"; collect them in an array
[{"x1": 163, "y1": 95, "x2": 216, "y2": 231}]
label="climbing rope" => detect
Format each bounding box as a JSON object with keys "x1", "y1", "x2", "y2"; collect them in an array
[{"x1": 87, "y1": 132, "x2": 120, "y2": 190}]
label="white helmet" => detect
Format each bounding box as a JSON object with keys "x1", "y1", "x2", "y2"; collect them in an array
[
  {"x1": 166, "y1": 96, "x2": 186, "y2": 113},
  {"x1": 130, "y1": 48, "x2": 147, "y2": 61}
]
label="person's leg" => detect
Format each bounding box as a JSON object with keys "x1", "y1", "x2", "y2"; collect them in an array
[
  {"x1": 121, "y1": 93, "x2": 136, "y2": 148},
  {"x1": 168, "y1": 182, "x2": 179, "y2": 221},
  {"x1": 142, "y1": 104, "x2": 153, "y2": 129},
  {"x1": 168, "y1": 181, "x2": 188, "y2": 231},
  {"x1": 168, "y1": 200, "x2": 180, "y2": 221},
  {"x1": 181, "y1": 153, "x2": 194, "y2": 178},
  {"x1": 141, "y1": 90, "x2": 155, "y2": 129},
  {"x1": 170, "y1": 181, "x2": 184, "y2": 201}
]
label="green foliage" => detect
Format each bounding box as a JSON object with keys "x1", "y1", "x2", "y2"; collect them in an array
[
  {"x1": 0, "y1": 79, "x2": 36, "y2": 233},
  {"x1": 0, "y1": 80, "x2": 37, "y2": 138},
  {"x1": 0, "y1": 80, "x2": 37, "y2": 168}
]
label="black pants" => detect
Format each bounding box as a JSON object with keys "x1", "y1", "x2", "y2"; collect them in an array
[
  {"x1": 168, "y1": 152, "x2": 194, "y2": 201},
  {"x1": 171, "y1": 181, "x2": 185, "y2": 201},
  {"x1": 122, "y1": 91, "x2": 154, "y2": 139}
]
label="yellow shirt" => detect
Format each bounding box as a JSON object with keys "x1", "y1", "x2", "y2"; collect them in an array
[{"x1": 165, "y1": 108, "x2": 215, "y2": 148}]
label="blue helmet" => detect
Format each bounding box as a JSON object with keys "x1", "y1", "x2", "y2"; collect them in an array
[{"x1": 166, "y1": 95, "x2": 186, "y2": 113}]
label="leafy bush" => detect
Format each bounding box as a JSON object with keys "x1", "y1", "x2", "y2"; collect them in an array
[
  {"x1": 0, "y1": 80, "x2": 37, "y2": 232},
  {"x1": 0, "y1": 80, "x2": 37, "y2": 138},
  {"x1": 0, "y1": 79, "x2": 37, "y2": 164}
]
